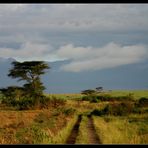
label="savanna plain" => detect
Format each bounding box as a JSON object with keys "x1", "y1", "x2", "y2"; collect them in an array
[{"x1": 0, "y1": 90, "x2": 148, "y2": 144}]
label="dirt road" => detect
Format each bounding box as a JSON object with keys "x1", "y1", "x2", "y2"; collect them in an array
[{"x1": 66, "y1": 115, "x2": 101, "y2": 144}]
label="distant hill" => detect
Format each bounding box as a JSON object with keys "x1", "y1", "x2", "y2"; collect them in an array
[{"x1": 0, "y1": 57, "x2": 148, "y2": 93}]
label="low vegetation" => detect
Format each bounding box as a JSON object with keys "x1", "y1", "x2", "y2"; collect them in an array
[
  {"x1": 93, "y1": 115, "x2": 148, "y2": 144},
  {"x1": 75, "y1": 115, "x2": 89, "y2": 144}
]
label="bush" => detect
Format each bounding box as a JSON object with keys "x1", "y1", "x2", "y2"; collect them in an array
[
  {"x1": 61, "y1": 107, "x2": 76, "y2": 116},
  {"x1": 38, "y1": 96, "x2": 51, "y2": 109},
  {"x1": 98, "y1": 94, "x2": 134, "y2": 102},
  {"x1": 90, "y1": 95, "x2": 100, "y2": 103},
  {"x1": 92, "y1": 101, "x2": 135, "y2": 116},
  {"x1": 137, "y1": 97, "x2": 148, "y2": 107},
  {"x1": 97, "y1": 95, "x2": 112, "y2": 101},
  {"x1": 0, "y1": 92, "x2": 6, "y2": 103},
  {"x1": 91, "y1": 109, "x2": 102, "y2": 116},
  {"x1": 16, "y1": 98, "x2": 35, "y2": 110},
  {"x1": 81, "y1": 95, "x2": 100, "y2": 103},
  {"x1": 82, "y1": 94, "x2": 135, "y2": 103},
  {"x1": 114, "y1": 102, "x2": 133, "y2": 116},
  {"x1": 81, "y1": 95, "x2": 90, "y2": 101},
  {"x1": 132, "y1": 107, "x2": 143, "y2": 114}
]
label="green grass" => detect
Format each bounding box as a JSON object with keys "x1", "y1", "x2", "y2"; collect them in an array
[
  {"x1": 45, "y1": 93, "x2": 83, "y2": 100},
  {"x1": 75, "y1": 115, "x2": 89, "y2": 144},
  {"x1": 93, "y1": 114, "x2": 148, "y2": 144},
  {"x1": 107, "y1": 90, "x2": 148, "y2": 100},
  {"x1": 45, "y1": 90, "x2": 148, "y2": 101}
]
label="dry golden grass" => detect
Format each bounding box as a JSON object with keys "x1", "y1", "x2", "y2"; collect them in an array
[
  {"x1": 0, "y1": 110, "x2": 42, "y2": 128},
  {"x1": 0, "y1": 106, "x2": 77, "y2": 144},
  {"x1": 0, "y1": 110, "x2": 43, "y2": 144}
]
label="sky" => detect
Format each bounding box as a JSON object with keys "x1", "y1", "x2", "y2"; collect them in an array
[{"x1": 0, "y1": 4, "x2": 148, "y2": 73}]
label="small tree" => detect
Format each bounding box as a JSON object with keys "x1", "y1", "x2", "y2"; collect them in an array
[
  {"x1": 96, "y1": 87, "x2": 103, "y2": 93},
  {"x1": 8, "y1": 61, "x2": 50, "y2": 101},
  {"x1": 81, "y1": 89, "x2": 96, "y2": 95},
  {"x1": 0, "y1": 86, "x2": 24, "y2": 105}
]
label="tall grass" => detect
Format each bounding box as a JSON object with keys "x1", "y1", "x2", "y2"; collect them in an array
[
  {"x1": 48, "y1": 115, "x2": 78, "y2": 144},
  {"x1": 16, "y1": 115, "x2": 79, "y2": 144},
  {"x1": 75, "y1": 115, "x2": 89, "y2": 144},
  {"x1": 93, "y1": 115, "x2": 148, "y2": 144}
]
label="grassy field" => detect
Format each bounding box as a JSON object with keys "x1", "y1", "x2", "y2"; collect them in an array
[
  {"x1": 45, "y1": 90, "x2": 148, "y2": 100},
  {"x1": 45, "y1": 93, "x2": 84, "y2": 100},
  {"x1": 0, "y1": 108, "x2": 77, "y2": 144},
  {"x1": 93, "y1": 114, "x2": 148, "y2": 144},
  {"x1": 104, "y1": 90, "x2": 148, "y2": 100},
  {"x1": 0, "y1": 90, "x2": 148, "y2": 144}
]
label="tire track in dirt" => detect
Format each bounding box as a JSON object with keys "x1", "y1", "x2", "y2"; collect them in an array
[
  {"x1": 87, "y1": 115, "x2": 101, "y2": 144},
  {"x1": 66, "y1": 115, "x2": 82, "y2": 144},
  {"x1": 66, "y1": 114, "x2": 101, "y2": 144}
]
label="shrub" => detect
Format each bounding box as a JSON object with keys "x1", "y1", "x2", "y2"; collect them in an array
[
  {"x1": 81, "y1": 94, "x2": 134, "y2": 103},
  {"x1": 91, "y1": 109, "x2": 102, "y2": 116},
  {"x1": 97, "y1": 94, "x2": 134, "y2": 102},
  {"x1": 81, "y1": 95, "x2": 90, "y2": 101},
  {"x1": 90, "y1": 95, "x2": 100, "y2": 103},
  {"x1": 97, "y1": 95, "x2": 112, "y2": 101},
  {"x1": 81, "y1": 95, "x2": 100, "y2": 103},
  {"x1": 92, "y1": 101, "x2": 135, "y2": 116},
  {"x1": 38, "y1": 95, "x2": 51, "y2": 109},
  {"x1": 137, "y1": 97, "x2": 148, "y2": 107},
  {"x1": 16, "y1": 98, "x2": 35, "y2": 110},
  {"x1": 61, "y1": 107, "x2": 76, "y2": 116},
  {"x1": 132, "y1": 107, "x2": 143, "y2": 114}
]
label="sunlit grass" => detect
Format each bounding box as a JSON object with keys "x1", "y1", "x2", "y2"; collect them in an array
[
  {"x1": 93, "y1": 114, "x2": 148, "y2": 144},
  {"x1": 75, "y1": 115, "x2": 89, "y2": 144},
  {"x1": 107, "y1": 90, "x2": 148, "y2": 100},
  {"x1": 47, "y1": 115, "x2": 78, "y2": 144}
]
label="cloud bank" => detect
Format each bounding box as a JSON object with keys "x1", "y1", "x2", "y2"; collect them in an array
[{"x1": 56, "y1": 42, "x2": 148, "y2": 72}]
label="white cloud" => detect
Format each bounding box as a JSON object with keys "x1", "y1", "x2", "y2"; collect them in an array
[
  {"x1": 56, "y1": 42, "x2": 148, "y2": 72},
  {"x1": 0, "y1": 42, "x2": 57, "y2": 61}
]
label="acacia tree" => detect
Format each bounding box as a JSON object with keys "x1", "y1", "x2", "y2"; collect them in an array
[
  {"x1": 81, "y1": 89, "x2": 96, "y2": 95},
  {"x1": 96, "y1": 87, "x2": 103, "y2": 93},
  {"x1": 8, "y1": 61, "x2": 50, "y2": 99}
]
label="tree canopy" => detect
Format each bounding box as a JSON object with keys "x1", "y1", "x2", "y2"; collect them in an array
[
  {"x1": 81, "y1": 89, "x2": 96, "y2": 95},
  {"x1": 8, "y1": 61, "x2": 50, "y2": 97}
]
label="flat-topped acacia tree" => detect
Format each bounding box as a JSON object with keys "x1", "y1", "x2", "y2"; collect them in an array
[{"x1": 8, "y1": 61, "x2": 50, "y2": 99}]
